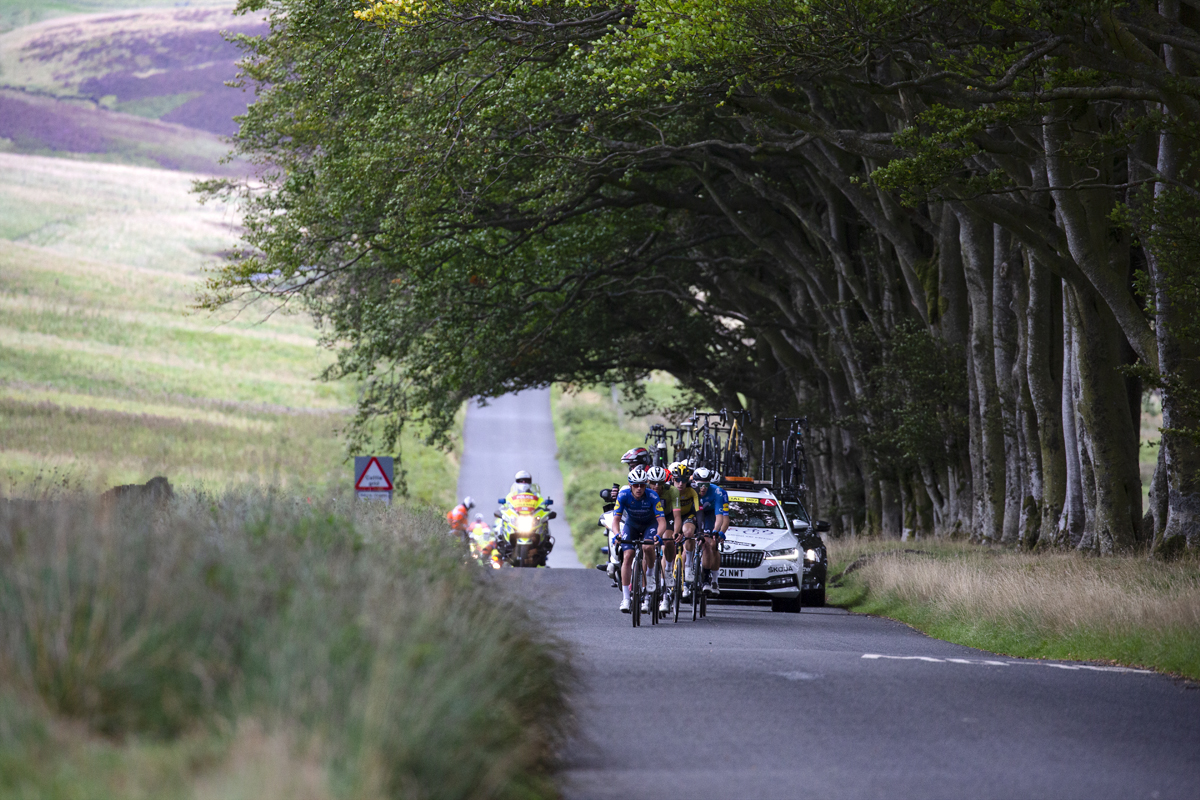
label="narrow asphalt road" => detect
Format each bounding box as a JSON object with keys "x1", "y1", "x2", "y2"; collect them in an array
[
  {"x1": 505, "y1": 568, "x2": 1200, "y2": 800},
  {"x1": 459, "y1": 391, "x2": 1199, "y2": 799},
  {"x1": 456, "y1": 389, "x2": 582, "y2": 568}
]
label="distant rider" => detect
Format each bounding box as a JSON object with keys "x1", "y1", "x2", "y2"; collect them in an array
[
  {"x1": 447, "y1": 496, "x2": 475, "y2": 546},
  {"x1": 468, "y1": 512, "x2": 499, "y2": 567},
  {"x1": 692, "y1": 467, "x2": 730, "y2": 594},
  {"x1": 611, "y1": 466, "x2": 667, "y2": 613}
]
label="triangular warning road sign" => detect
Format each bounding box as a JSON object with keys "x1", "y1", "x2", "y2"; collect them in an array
[{"x1": 355, "y1": 457, "x2": 393, "y2": 490}]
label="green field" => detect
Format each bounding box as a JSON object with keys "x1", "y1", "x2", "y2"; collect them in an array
[{"x1": 0, "y1": 152, "x2": 457, "y2": 505}]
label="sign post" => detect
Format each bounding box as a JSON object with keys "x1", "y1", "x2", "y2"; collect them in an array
[{"x1": 354, "y1": 456, "x2": 394, "y2": 504}]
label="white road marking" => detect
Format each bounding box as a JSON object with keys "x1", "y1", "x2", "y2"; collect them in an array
[
  {"x1": 861, "y1": 654, "x2": 1153, "y2": 674},
  {"x1": 772, "y1": 671, "x2": 820, "y2": 681}
]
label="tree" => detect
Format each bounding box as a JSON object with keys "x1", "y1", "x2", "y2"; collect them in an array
[{"x1": 204, "y1": 0, "x2": 1200, "y2": 551}]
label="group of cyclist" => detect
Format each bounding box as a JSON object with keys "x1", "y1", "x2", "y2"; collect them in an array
[{"x1": 610, "y1": 446, "x2": 730, "y2": 614}]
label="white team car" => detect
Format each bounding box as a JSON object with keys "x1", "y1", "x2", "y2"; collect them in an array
[{"x1": 715, "y1": 480, "x2": 810, "y2": 613}]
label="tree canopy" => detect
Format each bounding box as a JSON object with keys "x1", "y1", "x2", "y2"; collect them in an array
[{"x1": 204, "y1": 0, "x2": 1200, "y2": 554}]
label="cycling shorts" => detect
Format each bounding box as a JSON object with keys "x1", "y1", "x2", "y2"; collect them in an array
[{"x1": 618, "y1": 518, "x2": 658, "y2": 551}]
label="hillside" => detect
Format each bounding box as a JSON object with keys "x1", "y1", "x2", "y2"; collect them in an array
[
  {"x1": 0, "y1": 152, "x2": 457, "y2": 504},
  {"x1": 0, "y1": 3, "x2": 261, "y2": 171}
]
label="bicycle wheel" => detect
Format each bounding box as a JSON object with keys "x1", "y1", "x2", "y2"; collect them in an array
[
  {"x1": 672, "y1": 557, "x2": 682, "y2": 623},
  {"x1": 652, "y1": 556, "x2": 662, "y2": 623},
  {"x1": 631, "y1": 549, "x2": 642, "y2": 628}
]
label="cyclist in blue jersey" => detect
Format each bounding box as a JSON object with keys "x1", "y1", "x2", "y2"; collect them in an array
[
  {"x1": 611, "y1": 466, "x2": 667, "y2": 613},
  {"x1": 692, "y1": 467, "x2": 730, "y2": 595}
]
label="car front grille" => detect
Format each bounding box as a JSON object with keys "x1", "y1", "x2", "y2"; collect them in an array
[
  {"x1": 718, "y1": 574, "x2": 798, "y2": 591},
  {"x1": 721, "y1": 550, "x2": 764, "y2": 569}
]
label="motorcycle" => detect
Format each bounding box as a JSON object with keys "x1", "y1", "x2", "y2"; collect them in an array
[
  {"x1": 494, "y1": 492, "x2": 557, "y2": 567},
  {"x1": 467, "y1": 523, "x2": 502, "y2": 569},
  {"x1": 596, "y1": 485, "x2": 621, "y2": 584}
]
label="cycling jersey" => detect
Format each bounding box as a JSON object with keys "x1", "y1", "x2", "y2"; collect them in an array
[
  {"x1": 655, "y1": 484, "x2": 679, "y2": 515},
  {"x1": 697, "y1": 484, "x2": 730, "y2": 532},
  {"x1": 614, "y1": 486, "x2": 663, "y2": 548},
  {"x1": 614, "y1": 486, "x2": 664, "y2": 525},
  {"x1": 675, "y1": 486, "x2": 700, "y2": 518}
]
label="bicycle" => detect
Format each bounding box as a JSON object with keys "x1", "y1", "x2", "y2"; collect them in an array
[
  {"x1": 670, "y1": 534, "x2": 685, "y2": 623},
  {"x1": 626, "y1": 532, "x2": 663, "y2": 627}
]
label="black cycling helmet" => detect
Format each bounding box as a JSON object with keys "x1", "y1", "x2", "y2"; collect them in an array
[{"x1": 621, "y1": 447, "x2": 653, "y2": 468}]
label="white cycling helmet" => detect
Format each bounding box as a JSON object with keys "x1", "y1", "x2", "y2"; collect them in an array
[
  {"x1": 474, "y1": 513, "x2": 484, "y2": 524},
  {"x1": 627, "y1": 466, "x2": 649, "y2": 485},
  {"x1": 645, "y1": 465, "x2": 669, "y2": 484},
  {"x1": 514, "y1": 470, "x2": 533, "y2": 484},
  {"x1": 691, "y1": 467, "x2": 714, "y2": 484},
  {"x1": 463, "y1": 496, "x2": 475, "y2": 509}
]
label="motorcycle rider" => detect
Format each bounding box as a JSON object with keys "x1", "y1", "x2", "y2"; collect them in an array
[
  {"x1": 611, "y1": 466, "x2": 667, "y2": 613},
  {"x1": 692, "y1": 467, "x2": 730, "y2": 594},
  {"x1": 447, "y1": 496, "x2": 475, "y2": 547},
  {"x1": 500, "y1": 470, "x2": 553, "y2": 564},
  {"x1": 468, "y1": 513, "x2": 499, "y2": 567}
]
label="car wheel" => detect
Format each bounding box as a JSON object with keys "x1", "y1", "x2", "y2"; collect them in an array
[
  {"x1": 771, "y1": 597, "x2": 801, "y2": 613},
  {"x1": 801, "y1": 587, "x2": 826, "y2": 607}
]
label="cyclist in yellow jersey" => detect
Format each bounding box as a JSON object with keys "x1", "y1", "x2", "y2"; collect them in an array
[
  {"x1": 666, "y1": 462, "x2": 703, "y2": 596},
  {"x1": 649, "y1": 463, "x2": 701, "y2": 608}
]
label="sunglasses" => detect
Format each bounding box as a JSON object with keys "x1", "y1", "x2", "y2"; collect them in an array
[{"x1": 629, "y1": 482, "x2": 647, "y2": 488}]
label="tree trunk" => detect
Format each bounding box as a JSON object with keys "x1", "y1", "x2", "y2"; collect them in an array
[
  {"x1": 1069, "y1": 283, "x2": 1143, "y2": 553},
  {"x1": 958, "y1": 210, "x2": 1006, "y2": 541},
  {"x1": 994, "y1": 227, "x2": 1024, "y2": 544},
  {"x1": 1151, "y1": 2, "x2": 1200, "y2": 554},
  {"x1": 1058, "y1": 290, "x2": 1087, "y2": 548},
  {"x1": 1026, "y1": 255, "x2": 1066, "y2": 548}
]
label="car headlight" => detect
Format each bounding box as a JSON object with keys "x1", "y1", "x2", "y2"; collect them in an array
[
  {"x1": 515, "y1": 516, "x2": 536, "y2": 534},
  {"x1": 804, "y1": 548, "x2": 819, "y2": 563},
  {"x1": 765, "y1": 547, "x2": 799, "y2": 560}
]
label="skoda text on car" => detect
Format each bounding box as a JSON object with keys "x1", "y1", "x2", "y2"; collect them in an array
[{"x1": 712, "y1": 479, "x2": 810, "y2": 613}]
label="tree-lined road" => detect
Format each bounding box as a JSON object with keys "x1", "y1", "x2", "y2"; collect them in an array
[{"x1": 465, "y1": 391, "x2": 1200, "y2": 799}]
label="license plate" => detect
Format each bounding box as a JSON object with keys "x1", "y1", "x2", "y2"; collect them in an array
[{"x1": 719, "y1": 568, "x2": 743, "y2": 577}]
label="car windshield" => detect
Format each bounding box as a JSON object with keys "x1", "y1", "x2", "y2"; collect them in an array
[
  {"x1": 728, "y1": 498, "x2": 787, "y2": 529},
  {"x1": 781, "y1": 498, "x2": 811, "y2": 525}
]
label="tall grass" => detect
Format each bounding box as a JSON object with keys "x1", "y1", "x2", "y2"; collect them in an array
[
  {"x1": 828, "y1": 540, "x2": 1200, "y2": 679},
  {"x1": 0, "y1": 490, "x2": 569, "y2": 799}
]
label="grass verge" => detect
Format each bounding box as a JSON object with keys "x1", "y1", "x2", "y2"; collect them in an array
[
  {"x1": 827, "y1": 539, "x2": 1200, "y2": 680},
  {"x1": 0, "y1": 489, "x2": 569, "y2": 799}
]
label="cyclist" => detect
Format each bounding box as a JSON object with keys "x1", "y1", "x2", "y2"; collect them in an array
[
  {"x1": 446, "y1": 496, "x2": 475, "y2": 543},
  {"x1": 692, "y1": 467, "x2": 730, "y2": 594},
  {"x1": 666, "y1": 462, "x2": 702, "y2": 598},
  {"x1": 647, "y1": 464, "x2": 698, "y2": 612},
  {"x1": 611, "y1": 465, "x2": 667, "y2": 613},
  {"x1": 621, "y1": 447, "x2": 654, "y2": 471}
]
